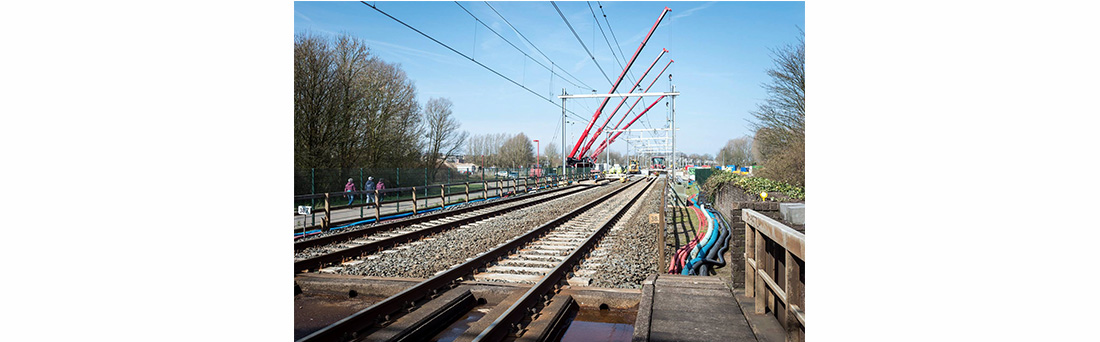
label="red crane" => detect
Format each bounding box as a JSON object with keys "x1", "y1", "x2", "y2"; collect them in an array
[
  {"x1": 587, "y1": 59, "x2": 674, "y2": 159},
  {"x1": 589, "y1": 95, "x2": 667, "y2": 160},
  {"x1": 576, "y1": 48, "x2": 668, "y2": 158},
  {"x1": 567, "y1": 7, "x2": 671, "y2": 165}
]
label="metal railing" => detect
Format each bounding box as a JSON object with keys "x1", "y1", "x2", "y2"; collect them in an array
[
  {"x1": 293, "y1": 173, "x2": 590, "y2": 231},
  {"x1": 743, "y1": 209, "x2": 805, "y2": 341}
]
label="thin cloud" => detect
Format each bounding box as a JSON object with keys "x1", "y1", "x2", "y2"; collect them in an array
[
  {"x1": 672, "y1": 2, "x2": 717, "y2": 20},
  {"x1": 295, "y1": 11, "x2": 312, "y2": 22},
  {"x1": 359, "y1": 38, "x2": 453, "y2": 62}
]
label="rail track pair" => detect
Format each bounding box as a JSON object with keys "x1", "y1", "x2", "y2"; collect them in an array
[{"x1": 297, "y1": 177, "x2": 654, "y2": 342}]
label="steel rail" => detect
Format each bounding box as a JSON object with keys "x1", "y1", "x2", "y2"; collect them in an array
[
  {"x1": 294, "y1": 182, "x2": 582, "y2": 252},
  {"x1": 472, "y1": 178, "x2": 655, "y2": 341},
  {"x1": 296, "y1": 178, "x2": 644, "y2": 342},
  {"x1": 293, "y1": 185, "x2": 595, "y2": 274}
]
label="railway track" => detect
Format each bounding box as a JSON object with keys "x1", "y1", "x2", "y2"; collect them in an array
[
  {"x1": 296, "y1": 177, "x2": 653, "y2": 342},
  {"x1": 295, "y1": 182, "x2": 602, "y2": 274},
  {"x1": 296, "y1": 182, "x2": 582, "y2": 248}
]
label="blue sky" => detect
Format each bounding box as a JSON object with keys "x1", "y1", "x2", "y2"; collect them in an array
[{"x1": 294, "y1": 1, "x2": 804, "y2": 157}]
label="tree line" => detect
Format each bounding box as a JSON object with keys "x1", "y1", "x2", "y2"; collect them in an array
[{"x1": 295, "y1": 32, "x2": 467, "y2": 179}]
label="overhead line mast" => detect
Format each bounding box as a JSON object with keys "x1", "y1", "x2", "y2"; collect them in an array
[
  {"x1": 591, "y1": 59, "x2": 673, "y2": 158},
  {"x1": 567, "y1": 6, "x2": 671, "y2": 164},
  {"x1": 576, "y1": 48, "x2": 668, "y2": 157},
  {"x1": 589, "y1": 95, "x2": 664, "y2": 158}
]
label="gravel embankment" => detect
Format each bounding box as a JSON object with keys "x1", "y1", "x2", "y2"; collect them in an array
[{"x1": 335, "y1": 183, "x2": 625, "y2": 278}]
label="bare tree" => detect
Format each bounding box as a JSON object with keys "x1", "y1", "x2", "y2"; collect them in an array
[
  {"x1": 295, "y1": 32, "x2": 424, "y2": 170},
  {"x1": 422, "y1": 98, "x2": 468, "y2": 178},
  {"x1": 717, "y1": 136, "x2": 753, "y2": 166},
  {"x1": 543, "y1": 142, "x2": 561, "y2": 168},
  {"x1": 499, "y1": 133, "x2": 534, "y2": 168},
  {"x1": 749, "y1": 28, "x2": 804, "y2": 186}
]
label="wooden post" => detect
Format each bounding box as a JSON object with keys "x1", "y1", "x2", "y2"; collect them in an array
[
  {"x1": 439, "y1": 184, "x2": 445, "y2": 209},
  {"x1": 658, "y1": 175, "x2": 667, "y2": 271},
  {"x1": 754, "y1": 229, "x2": 766, "y2": 314},
  {"x1": 745, "y1": 223, "x2": 756, "y2": 297},
  {"x1": 412, "y1": 187, "x2": 418, "y2": 213},
  {"x1": 784, "y1": 250, "x2": 801, "y2": 341},
  {"x1": 323, "y1": 193, "x2": 331, "y2": 230},
  {"x1": 465, "y1": 182, "x2": 470, "y2": 203},
  {"x1": 482, "y1": 180, "x2": 487, "y2": 200},
  {"x1": 374, "y1": 189, "x2": 381, "y2": 221}
]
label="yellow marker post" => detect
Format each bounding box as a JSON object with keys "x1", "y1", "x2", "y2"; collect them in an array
[{"x1": 760, "y1": 191, "x2": 768, "y2": 201}]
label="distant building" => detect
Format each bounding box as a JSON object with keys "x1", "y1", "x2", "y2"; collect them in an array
[{"x1": 452, "y1": 162, "x2": 478, "y2": 173}]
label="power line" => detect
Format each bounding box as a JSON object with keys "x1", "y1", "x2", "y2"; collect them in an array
[
  {"x1": 587, "y1": 1, "x2": 634, "y2": 86},
  {"x1": 598, "y1": 2, "x2": 629, "y2": 69},
  {"x1": 454, "y1": 2, "x2": 589, "y2": 91},
  {"x1": 551, "y1": 1, "x2": 615, "y2": 87},
  {"x1": 483, "y1": 1, "x2": 594, "y2": 92},
  {"x1": 596, "y1": 1, "x2": 640, "y2": 89},
  {"x1": 358, "y1": 2, "x2": 588, "y2": 123}
]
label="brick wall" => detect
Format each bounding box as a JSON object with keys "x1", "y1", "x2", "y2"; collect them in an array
[{"x1": 712, "y1": 187, "x2": 793, "y2": 288}]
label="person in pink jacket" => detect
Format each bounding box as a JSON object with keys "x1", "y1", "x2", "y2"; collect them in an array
[
  {"x1": 344, "y1": 178, "x2": 356, "y2": 205},
  {"x1": 375, "y1": 179, "x2": 386, "y2": 202}
]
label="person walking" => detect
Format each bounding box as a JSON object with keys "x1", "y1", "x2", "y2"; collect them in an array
[
  {"x1": 376, "y1": 179, "x2": 386, "y2": 202},
  {"x1": 364, "y1": 176, "x2": 377, "y2": 205},
  {"x1": 344, "y1": 178, "x2": 356, "y2": 206}
]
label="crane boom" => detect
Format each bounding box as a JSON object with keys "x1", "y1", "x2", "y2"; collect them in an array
[
  {"x1": 576, "y1": 49, "x2": 668, "y2": 157},
  {"x1": 567, "y1": 7, "x2": 671, "y2": 161},
  {"x1": 589, "y1": 95, "x2": 666, "y2": 158},
  {"x1": 586, "y1": 59, "x2": 672, "y2": 158}
]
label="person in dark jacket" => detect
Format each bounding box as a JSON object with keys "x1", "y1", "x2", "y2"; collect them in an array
[{"x1": 363, "y1": 176, "x2": 376, "y2": 204}]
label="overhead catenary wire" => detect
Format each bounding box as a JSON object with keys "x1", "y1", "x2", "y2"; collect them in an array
[
  {"x1": 551, "y1": 1, "x2": 615, "y2": 87},
  {"x1": 359, "y1": 1, "x2": 589, "y2": 123},
  {"x1": 454, "y1": 2, "x2": 590, "y2": 91},
  {"x1": 598, "y1": 1, "x2": 632, "y2": 76},
  {"x1": 483, "y1": 1, "x2": 594, "y2": 93},
  {"x1": 596, "y1": 1, "x2": 643, "y2": 119},
  {"x1": 587, "y1": 1, "x2": 637, "y2": 87}
]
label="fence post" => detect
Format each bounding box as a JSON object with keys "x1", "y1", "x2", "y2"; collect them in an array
[
  {"x1": 659, "y1": 175, "x2": 667, "y2": 270},
  {"x1": 311, "y1": 168, "x2": 316, "y2": 226},
  {"x1": 465, "y1": 182, "x2": 470, "y2": 203},
  {"x1": 784, "y1": 250, "x2": 799, "y2": 339},
  {"x1": 375, "y1": 189, "x2": 381, "y2": 221},
  {"x1": 754, "y1": 228, "x2": 766, "y2": 314},
  {"x1": 322, "y1": 192, "x2": 330, "y2": 231},
  {"x1": 482, "y1": 180, "x2": 487, "y2": 200},
  {"x1": 359, "y1": 168, "x2": 364, "y2": 218},
  {"x1": 744, "y1": 212, "x2": 755, "y2": 298},
  {"x1": 412, "y1": 187, "x2": 418, "y2": 213},
  {"x1": 439, "y1": 184, "x2": 445, "y2": 209}
]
